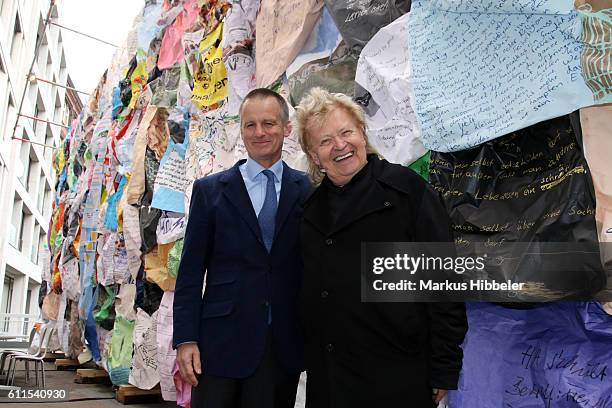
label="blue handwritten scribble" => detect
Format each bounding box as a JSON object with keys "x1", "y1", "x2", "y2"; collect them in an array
[{"x1": 428, "y1": 0, "x2": 576, "y2": 14}]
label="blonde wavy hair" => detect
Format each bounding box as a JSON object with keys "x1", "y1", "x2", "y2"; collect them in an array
[{"x1": 295, "y1": 87, "x2": 379, "y2": 185}]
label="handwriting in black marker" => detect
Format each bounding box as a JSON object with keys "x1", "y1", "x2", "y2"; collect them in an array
[{"x1": 521, "y1": 345, "x2": 542, "y2": 369}]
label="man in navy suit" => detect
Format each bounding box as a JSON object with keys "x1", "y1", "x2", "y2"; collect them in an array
[{"x1": 173, "y1": 88, "x2": 311, "y2": 408}]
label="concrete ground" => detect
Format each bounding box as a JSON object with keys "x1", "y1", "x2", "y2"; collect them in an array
[
  {"x1": 0, "y1": 361, "x2": 307, "y2": 407},
  {"x1": 0, "y1": 360, "x2": 178, "y2": 408}
]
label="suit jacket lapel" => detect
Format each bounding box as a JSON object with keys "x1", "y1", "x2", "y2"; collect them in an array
[
  {"x1": 221, "y1": 161, "x2": 264, "y2": 246},
  {"x1": 274, "y1": 163, "x2": 300, "y2": 242}
]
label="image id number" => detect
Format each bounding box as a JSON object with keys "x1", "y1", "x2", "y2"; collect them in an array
[{"x1": 8, "y1": 389, "x2": 67, "y2": 399}]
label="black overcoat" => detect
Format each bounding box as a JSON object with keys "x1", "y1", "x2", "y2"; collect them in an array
[{"x1": 300, "y1": 156, "x2": 468, "y2": 408}]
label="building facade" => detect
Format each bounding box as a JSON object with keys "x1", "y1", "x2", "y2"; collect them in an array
[{"x1": 0, "y1": 0, "x2": 81, "y2": 332}]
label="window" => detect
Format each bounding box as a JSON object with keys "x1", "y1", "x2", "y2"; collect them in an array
[
  {"x1": 4, "y1": 95, "x2": 16, "y2": 141},
  {"x1": 33, "y1": 104, "x2": 39, "y2": 132},
  {"x1": 0, "y1": 64, "x2": 9, "y2": 141},
  {"x1": 37, "y1": 175, "x2": 45, "y2": 211},
  {"x1": 30, "y1": 223, "x2": 40, "y2": 263},
  {"x1": 44, "y1": 124, "x2": 54, "y2": 161},
  {"x1": 20, "y1": 209, "x2": 33, "y2": 257},
  {"x1": 43, "y1": 184, "x2": 52, "y2": 218},
  {"x1": 34, "y1": 92, "x2": 45, "y2": 139},
  {"x1": 10, "y1": 13, "x2": 23, "y2": 63},
  {"x1": 45, "y1": 50, "x2": 52, "y2": 78},
  {"x1": 9, "y1": 195, "x2": 21, "y2": 248},
  {"x1": 57, "y1": 30, "x2": 63, "y2": 53},
  {"x1": 23, "y1": 288, "x2": 32, "y2": 335},
  {"x1": 59, "y1": 50, "x2": 67, "y2": 82},
  {"x1": 26, "y1": 150, "x2": 39, "y2": 193},
  {"x1": 18, "y1": 210, "x2": 27, "y2": 251},
  {"x1": 18, "y1": 139, "x2": 29, "y2": 186},
  {"x1": 37, "y1": 29, "x2": 49, "y2": 74},
  {"x1": 37, "y1": 231, "x2": 46, "y2": 265},
  {"x1": 2, "y1": 276, "x2": 15, "y2": 332},
  {"x1": 54, "y1": 85, "x2": 62, "y2": 122}
]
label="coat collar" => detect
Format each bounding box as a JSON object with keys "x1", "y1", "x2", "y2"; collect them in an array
[
  {"x1": 220, "y1": 160, "x2": 302, "y2": 251},
  {"x1": 303, "y1": 156, "x2": 395, "y2": 237}
]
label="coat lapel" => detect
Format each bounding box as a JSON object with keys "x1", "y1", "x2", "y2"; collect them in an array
[
  {"x1": 303, "y1": 187, "x2": 333, "y2": 236},
  {"x1": 303, "y1": 158, "x2": 395, "y2": 237},
  {"x1": 274, "y1": 163, "x2": 301, "y2": 242},
  {"x1": 221, "y1": 161, "x2": 264, "y2": 246},
  {"x1": 330, "y1": 179, "x2": 393, "y2": 235}
]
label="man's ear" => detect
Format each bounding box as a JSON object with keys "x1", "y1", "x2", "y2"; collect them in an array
[{"x1": 283, "y1": 121, "x2": 292, "y2": 138}]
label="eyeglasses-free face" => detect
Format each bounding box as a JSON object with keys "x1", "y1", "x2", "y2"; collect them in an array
[{"x1": 307, "y1": 107, "x2": 368, "y2": 186}]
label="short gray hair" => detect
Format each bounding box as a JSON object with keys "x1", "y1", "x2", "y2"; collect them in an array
[{"x1": 239, "y1": 88, "x2": 289, "y2": 124}]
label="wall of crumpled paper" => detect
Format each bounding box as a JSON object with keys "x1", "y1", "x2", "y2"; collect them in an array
[{"x1": 39, "y1": 0, "x2": 610, "y2": 406}]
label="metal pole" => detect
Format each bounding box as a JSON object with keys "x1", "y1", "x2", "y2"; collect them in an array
[
  {"x1": 46, "y1": 21, "x2": 119, "y2": 48},
  {"x1": 11, "y1": 136, "x2": 57, "y2": 150},
  {"x1": 17, "y1": 113, "x2": 70, "y2": 129},
  {"x1": 9, "y1": 0, "x2": 56, "y2": 143},
  {"x1": 32, "y1": 76, "x2": 90, "y2": 95}
]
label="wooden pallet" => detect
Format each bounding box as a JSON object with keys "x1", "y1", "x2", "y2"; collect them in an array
[
  {"x1": 43, "y1": 351, "x2": 65, "y2": 362},
  {"x1": 115, "y1": 384, "x2": 163, "y2": 404},
  {"x1": 54, "y1": 358, "x2": 81, "y2": 371},
  {"x1": 74, "y1": 368, "x2": 110, "y2": 384}
]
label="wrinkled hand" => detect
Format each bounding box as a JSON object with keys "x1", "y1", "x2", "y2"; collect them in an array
[
  {"x1": 432, "y1": 388, "x2": 448, "y2": 404},
  {"x1": 177, "y1": 343, "x2": 202, "y2": 386}
]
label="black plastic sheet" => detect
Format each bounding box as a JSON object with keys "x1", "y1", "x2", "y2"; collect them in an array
[
  {"x1": 38, "y1": 281, "x2": 48, "y2": 309},
  {"x1": 135, "y1": 265, "x2": 165, "y2": 315},
  {"x1": 139, "y1": 205, "x2": 161, "y2": 255},
  {"x1": 289, "y1": 41, "x2": 358, "y2": 105},
  {"x1": 430, "y1": 113, "x2": 607, "y2": 301},
  {"x1": 141, "y1": 146, "x2": 160, "y2": 206},
  {"x1": 325, "y1": 0, "x2": 411, "y2": 53},
  {"x1": 119, "y1": 56, "x2": 138, "y2": 107}
]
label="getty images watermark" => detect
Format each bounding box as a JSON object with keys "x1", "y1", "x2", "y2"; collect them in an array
[{"x1": 361, "y1": 242, "x2": 610, "y2": 302}]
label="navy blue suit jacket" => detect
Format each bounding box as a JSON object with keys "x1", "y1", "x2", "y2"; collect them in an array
[{"x1": 173, "y1": 160, "x2": 311, "y2": 378}]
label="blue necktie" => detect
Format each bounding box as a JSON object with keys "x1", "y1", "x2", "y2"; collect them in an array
[{"x1": 258, "y1": 169, "x2": 277, "y2": 253}]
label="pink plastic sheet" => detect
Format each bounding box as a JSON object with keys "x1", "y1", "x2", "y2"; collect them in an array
[{"x1": 158, "y1": 0, "x2": 200, "y2": 70}]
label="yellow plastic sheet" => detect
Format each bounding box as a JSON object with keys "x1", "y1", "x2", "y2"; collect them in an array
[{"x1": 192, "y1": 22, "x2": 228, "y2": 108}]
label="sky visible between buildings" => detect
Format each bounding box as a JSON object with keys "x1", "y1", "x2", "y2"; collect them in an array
[{"x1": 60, "y1": 0, "x2": 144, "y2": 101}]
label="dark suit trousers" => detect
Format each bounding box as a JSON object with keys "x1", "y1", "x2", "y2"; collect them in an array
[{"x1": 191, "y1": 331, "x2": 299, "y2": 408}]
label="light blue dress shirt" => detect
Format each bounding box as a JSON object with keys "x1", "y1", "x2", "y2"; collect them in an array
[
  {"x1": 239, "y1": 157, "x2": 283, "y2": 215},
  {"x1": 240, "y1": 157, "x2": 283, "y2": 325}
]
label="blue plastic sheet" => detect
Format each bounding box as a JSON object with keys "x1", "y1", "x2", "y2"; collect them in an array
[
  {"x1": 84, "y1": 308, "x2": 101, "y2": 362},
  {"x1": 407, "y1": 0, "x2": 596, "y2": 152},
  {"x1": 103, "y1": 176, "x2": 127, "y2": 232},
  {"x1": 150, "y1": 107, "x2": 190, "y2": 213},
  {"x1": 449, "y1": 302, "x2": 612, "y2": 407},
  {"x1": 137, "y1": 0, "x2": 163, "y2": 52}
]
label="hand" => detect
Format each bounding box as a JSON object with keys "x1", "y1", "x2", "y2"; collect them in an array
[
  {"x1": 177, "y1": 343, "x2": 202, "y2": 386},
  {"x1": 432, "y1": 388, "x2": 448, "y2": 404}
]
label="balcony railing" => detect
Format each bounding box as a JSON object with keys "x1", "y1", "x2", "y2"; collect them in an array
[{"x1": 0, "y1": 313, "x2": 40, "y2": 339}]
